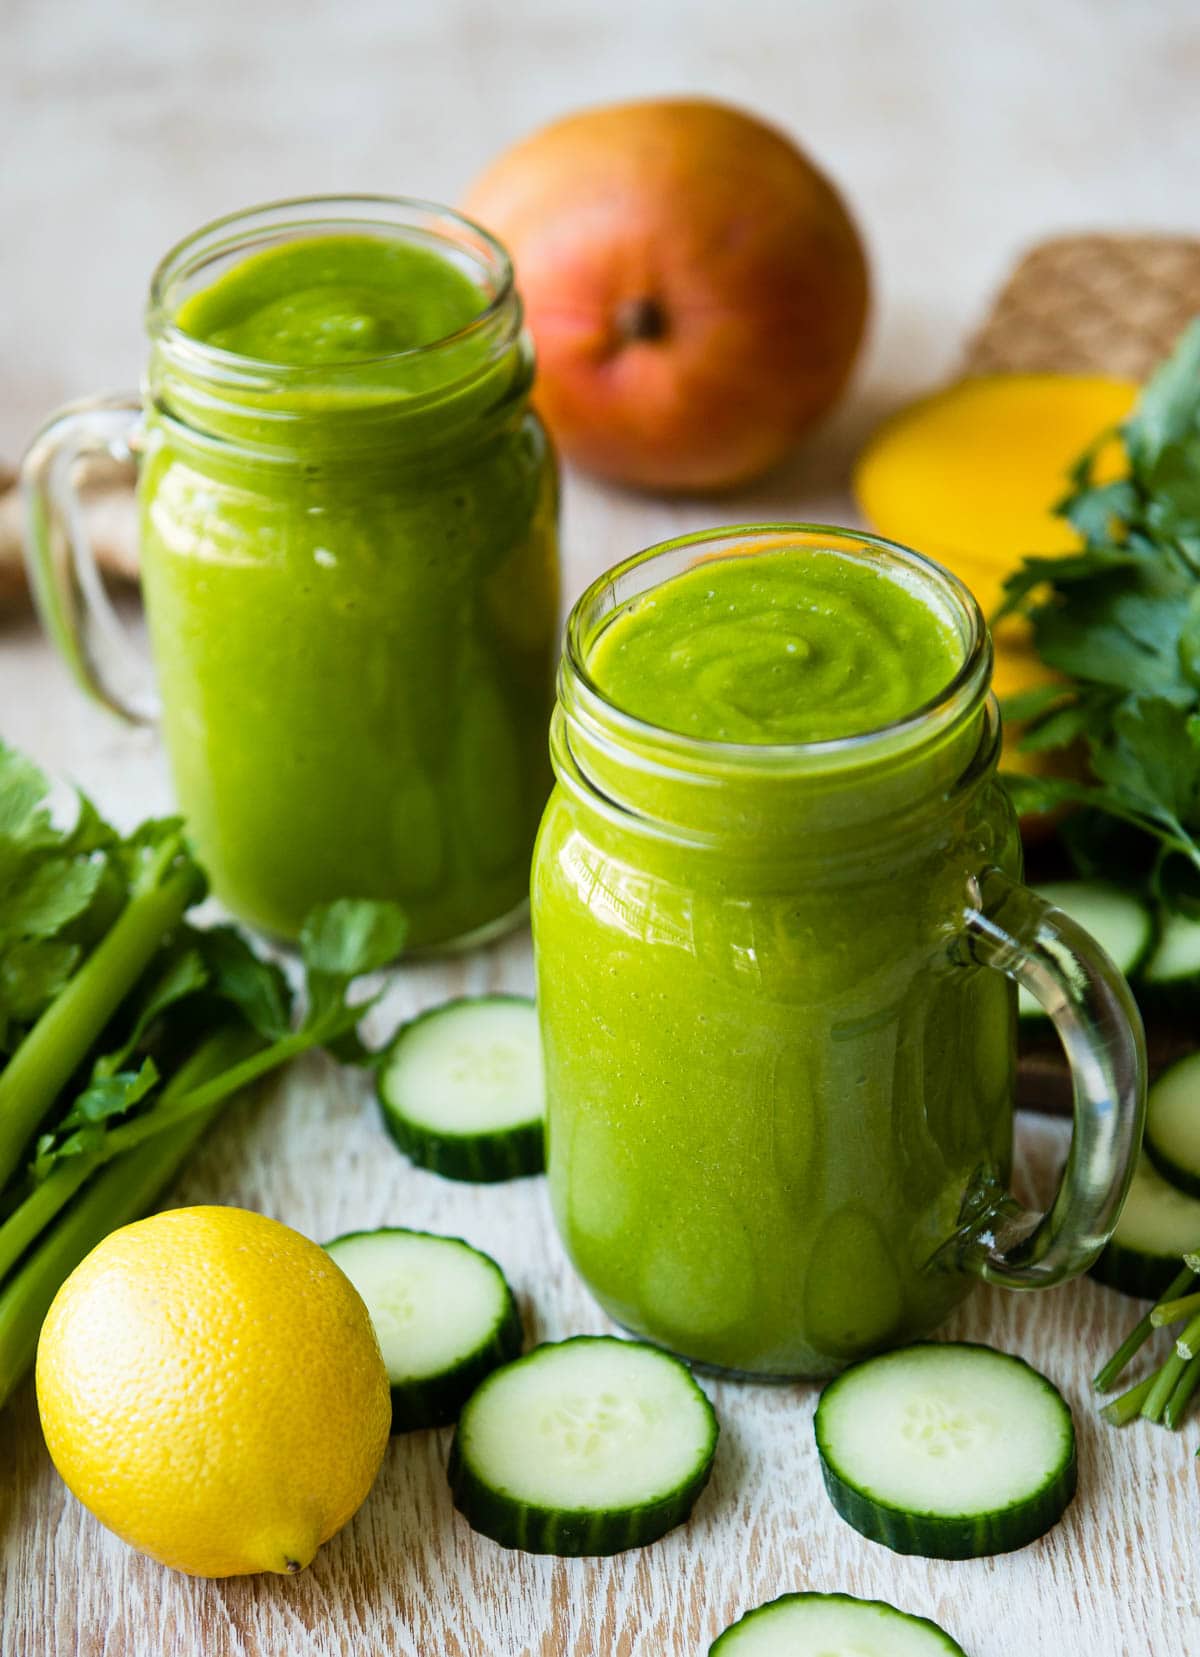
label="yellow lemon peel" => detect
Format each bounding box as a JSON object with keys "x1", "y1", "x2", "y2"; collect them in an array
[{"x1": 36, "y1": 1205, "x2": 390, "y2": 1578}]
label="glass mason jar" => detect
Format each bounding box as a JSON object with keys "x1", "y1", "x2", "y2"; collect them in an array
[
  {"x1": 23, "y1": 196, "x2": 560, "y2": 951},
  {"x1": 532, "y1": 524, "x2": 1145, "y2": 1380}
]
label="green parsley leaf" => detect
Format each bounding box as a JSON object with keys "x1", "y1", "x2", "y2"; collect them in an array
[
  {"x1": 1033, "y1": 574, "x2": 1194, "y2": 697},
  {"x1": 300, "y1": 898, "x2": 408, "y2": 1035},
  {"x1": 299, "y1": 898, "x2": 409, "y2": 982},
  {"x1": 0, "y1": 745, "x2": 53, "y2": 842},
  {"x1": 31, "y1": 1057, "x2": 161, "y2": 1183},
  {"x1": 1089, "y1": 696, "x2": 1200, "y2": 835},
  {"x1": 0, "y1": 855, "x2": 104, "y2": 939},
  {"x1": 0, "y1": 939, "x2": 80, "y2": 1034},
  {"x1": 195, "y1": 925, "x2": 292, "y2": 1041},
  {"x1": 1000, "y1": 319, "x2": 1200, "y2": 891},
  {"x1": 1125, "y1": 317, "x2": 1200, "y2": 472}
]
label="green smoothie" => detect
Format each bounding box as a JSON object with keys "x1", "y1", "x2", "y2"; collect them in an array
[
  {"x1": 140, "y1": 222, "x2": 558, "y2": 946},
  {"x1": 175, "y1": 236, "x2": 486, "y2": 366},
  {"x1": 587, "y1": 547, "x2": 960, "y2": 744},
  {"x1": 533, "y1": 538, "x2": 1019, "y2": 1378}
]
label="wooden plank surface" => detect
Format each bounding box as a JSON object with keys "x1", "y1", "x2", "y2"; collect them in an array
[
  {"x1": 6, "y1": 3, "x2": 1200, "y2": 1653},
  {"x1": 2, "y1": 1077, "x2": 1199, "y2": 1657}
]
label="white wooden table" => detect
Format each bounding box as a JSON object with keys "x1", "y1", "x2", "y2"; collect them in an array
[{"x1": 5, "y1": 3, "x2": 1200, "y2": 1653}]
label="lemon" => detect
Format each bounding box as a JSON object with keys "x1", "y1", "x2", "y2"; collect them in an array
[{"x1": 35, "y1": 1205, "x2": 391, "y2": 1578}]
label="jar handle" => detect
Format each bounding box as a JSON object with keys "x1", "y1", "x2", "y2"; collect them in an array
[
  {"x1": 21, "y1": 393, "x2": 157, "y2": 725},
  {"x1": 951, "y1": 868, "x2": 1146, "y2": 1289}
]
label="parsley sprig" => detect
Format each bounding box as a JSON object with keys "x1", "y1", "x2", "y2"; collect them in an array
[{"x1": 999, "y1": 319, "x2": 1200, "y2": 902}]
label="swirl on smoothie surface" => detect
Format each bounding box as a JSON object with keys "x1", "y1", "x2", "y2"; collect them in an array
[
  {"x1": 175, "y1": 234, "x2": 489, "y2": 367},
  {"x1": 586, "y1": 547, "x2": 964, "y2": 746}
]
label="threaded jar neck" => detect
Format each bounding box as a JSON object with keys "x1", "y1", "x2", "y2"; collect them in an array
[
  {"x1": 552, "y1": 524, "x2": 998, "y2": 860},
  {"x1": 144, "y1": 195, "x2": 529, "y2": 466}
]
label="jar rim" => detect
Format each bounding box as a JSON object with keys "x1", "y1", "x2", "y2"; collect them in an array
[
  {"x1": 561, "y1": 522, "x2": 992, "y2": 776},
  {"x1": 145, "y1": 193, "x2": 516, "y2": 381}
]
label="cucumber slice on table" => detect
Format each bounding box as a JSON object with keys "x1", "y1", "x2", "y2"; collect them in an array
[
  {"x1": 1145, "y1": 1052, "x2": 1200, "y2": 1201},
  {"x1": 710, "y1": 1592, "x2": 968, "y2": 1656},
  {"x1": 325, "y1": 1228, "x2": 522, "y2": 1431},
  {"x1": 1091, "y1": 1152, "x2": 1200, "y2": 1299},
  {"x1": 377, "y1": 995, "x2": 545, "y2": 1182},
  {"x1": 448, "y1": 1335, "x2": 718, "y2": 1555},
  {"x1": 814, "y1": 1342, "x2": 1075, "y2": 1558},
  {"x1": 1018, "y1": 882, "x2": 1153, "y2": 1024},
  {"x1": 1139, "y1": 908, "x2": 1200, "y2": 1007}
]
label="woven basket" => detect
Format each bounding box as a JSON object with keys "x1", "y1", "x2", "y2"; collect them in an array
[{"x1": 964, "y1": 232, "x2": 1200, "y2": 380}]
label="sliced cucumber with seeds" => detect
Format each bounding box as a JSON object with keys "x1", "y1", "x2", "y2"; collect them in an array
[
  {"x1": 1145, "y1": 1052, "x2": 1200, "y2": 1200},
  {"x1": 377, "y1": 995, "x2": 544, "y2": 1182},
  {"x1": 1018, "y1": 882, "x2": 1153, "y2": 1024},
  {"x1": 814, "y1": 1341, "x2": 1075, "y2": 1558},
  {"x1": 710, "y1": 1592, "x2": 968, "y2": 1655},
  {"x1": 1091, "y1": 1152, "x2": 1200, "y2": 1299},
  {"x1": 1139, "y1": 908, "x2": 1200, "y2": 1008},
  {"x1": 325, "y1": 1228, "x2": 522, "y2": 1431},
  {"x1": 447, "y1": 1335, "x2": 718, "y2": 1555}
]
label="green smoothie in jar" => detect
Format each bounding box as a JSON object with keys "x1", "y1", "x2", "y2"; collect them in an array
[
  {"x1": 587, "y1": 546, "x2": 961, "y2": 744},
  {"x1": 532, "y1": 528, "x2": 1023, "y2": 1378},
  {"x1": 137, "y1": 200, "x2": 559, "y2": 947}
]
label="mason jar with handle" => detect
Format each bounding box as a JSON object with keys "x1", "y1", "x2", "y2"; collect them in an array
[
  {"x1": 23, "y1": 195, "x2": 560, "y2": 952},
  {"x1": 532, "y1": 524, "x2": 1145, "y2": 1379}
]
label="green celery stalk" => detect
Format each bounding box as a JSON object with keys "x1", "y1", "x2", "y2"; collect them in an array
[
  {"x1": 1093, "y1": 1264, "x2": 1196, "y2": 1392},
  {"x1": 81, "y1": 1031, "x2": 314, "y2": 1158},
  {"x1": 1164, "y1": 1353, "x2": 1200, "y2": 1430},
  {"x1": 1175, "y1": 1310, "x2": 1200, "y2": 1362},
  {"x1": 1141, "y1": 1348, "x2": 1189, "y2": 1424},
  {"x1": 1150, "y1": 1291, "x2": 1200, "y2": 1328},
  {"x1": 0, "y1": 1022, "x2": 261, "y2": 1412},
  {"x1": 1100, "y1": 1374, "x2": 1157, "y2": 1426},
  {"x1": 0, "y1": 1030, "x2": 313, "y2": 1286},
  {"x1": 0, "y1": 1159, "x2": 93, "y2": 1287},
  {"x1": 0, "y1": 854, "x2": 196, "y2": 1193}
]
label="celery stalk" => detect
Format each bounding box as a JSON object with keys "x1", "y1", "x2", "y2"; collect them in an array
[
  {"x1": 0, "y1": 859, "x2": 196, "y2": 1193},
  {"x1": 0, "y1": 1023, "x2": 261, "y2": 1412},
  {"x1": 1163, "y1": 1353, "x2": 1200, "y2": 1430},
  {"x1": 1093, "y1": 1264, "x2": 1196, "y2": 1393},
  {"x1": 0, "y1": 1159, "x2": 93, "y2": 1286},
  {"x1": 0, "y1": 1030, "x2": 313, "y2": 1286}
]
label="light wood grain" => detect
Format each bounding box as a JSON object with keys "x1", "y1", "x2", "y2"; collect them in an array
[
  {"x1": 3, "y1": 1096, "x2": 1200, "y2": 1657},
  {"x1": 7, "y1": 2, "x2": 1200, "y2": 1653}
]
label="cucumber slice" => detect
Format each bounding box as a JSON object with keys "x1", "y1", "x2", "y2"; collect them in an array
[
  {"x1": 377, "y1": 995, "x2": 545, "y2": 1182},
  {"x1": 447, "y1": 1335, "x2": 718, "y2": 1555},
  {"x1": 1146, "y1": 1052, "x2": 1200, "y2": 1200},
  {"x1": 710, "y1": 1592, "x2": 968, "y2": 1655},
  {"x1": 1140, "y1": 908, "x2": 1200, "y2": 1005},
  {"x1": 814, "y1": 1341, "x2": 1075, "y2": 1558},
  {"x1": 1091, "y1": 1152, "x2": 1200, "y2": 1298},
  {"x1": 1018, "y1": 882, "x2": 1153, "y2": 1023},
  {"x1": 325, "y1": 1228, "x2": 522, "y2": 1432}
]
